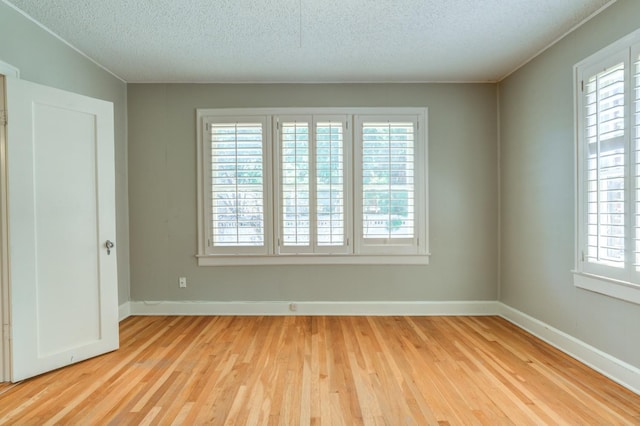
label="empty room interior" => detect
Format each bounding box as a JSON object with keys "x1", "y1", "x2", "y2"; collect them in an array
[{"x1": 1, "y1": 0, "x2": 640, "y2": 424}]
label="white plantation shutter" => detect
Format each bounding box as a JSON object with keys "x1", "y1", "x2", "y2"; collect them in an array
[
  {"x1": 361, "y1": 120, "x2": 415, "y2": 239},
  {"x1": 279, "y1": 118, "x2": 312, "y2": 251},
  {"x1": 276, "y1": 116, "x2": 349, "y2": 254},
  {"x1": 355, "y1": 116, "x2": 421, "y2": 255},
  {"x1": 315, "y1": 118, "x2": 347, "y2": 250},
  {"x1": 206, "y1": 117, "x2": 269, "y2": 254},
  {"x1": 583, "y1": 61, "x2": 626, "y2": 269}
]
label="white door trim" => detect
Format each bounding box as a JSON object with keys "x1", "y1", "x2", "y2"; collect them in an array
[
  {"x1": 0, "y1": 61, "x2": 19, "y2": 78},
  {"x1": 0, "y1": 61, "x2": 19, "y2": 382},
  {"x1": 0, "y1": 74, "x2": 9, "y2": 382}
]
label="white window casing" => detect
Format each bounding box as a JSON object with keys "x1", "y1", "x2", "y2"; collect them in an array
[
  {"x1": 574, "y1": 29, "x2": 640, "y2": 305},
  {"x1": 196, "y1": 107, "x2": 429, "y2": 265}
]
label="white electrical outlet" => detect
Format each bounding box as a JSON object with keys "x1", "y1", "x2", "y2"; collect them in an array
[{"x1": 179, "y1": 277, "x2": 187, "y2": 288}]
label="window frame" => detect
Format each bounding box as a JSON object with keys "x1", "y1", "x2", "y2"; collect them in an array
[
  {"x1": 196, "y1": 107, "x2": 429, "y2": 266},
  {"x1": 573, "y1": 28, "x2": 640, "y2": 305},
  {"x1": 200, "y1": 115, "x2": 274, "y2": 256},
  {"x1": 354, "y1": 114, "x2": 425, "y2": 255}
]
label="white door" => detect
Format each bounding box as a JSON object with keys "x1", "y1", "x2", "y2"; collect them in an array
[{"x1": 5, "y1": 76, "x2": 119, "y2": 382}]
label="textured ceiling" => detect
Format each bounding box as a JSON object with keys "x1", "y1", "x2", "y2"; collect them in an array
[{"x1": 3, "y1": 0, "x2": 615, "y2": 83}]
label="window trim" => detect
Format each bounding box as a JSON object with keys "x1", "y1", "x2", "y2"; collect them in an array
[
  {"x1": 573, "y1": 28, "x2": 640, "y2": 305},
  {"x1": 195, "y1": 254, "x2": 430, "y2": 266},
  {"x1": 196, "y1": 107, "x2": 429, "y2": 266}
]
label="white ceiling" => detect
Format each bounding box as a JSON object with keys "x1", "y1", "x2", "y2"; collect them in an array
[{"x1": 4, "y1": 0, "x2": 615, "y2": 83}]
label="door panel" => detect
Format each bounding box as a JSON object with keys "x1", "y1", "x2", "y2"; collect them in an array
[
  {"x1": 5, "y1": 76, "x2": 118, "y2": 381},
  {"x1": 34, "y1": 104, "x2": 101, "y2": 357}
]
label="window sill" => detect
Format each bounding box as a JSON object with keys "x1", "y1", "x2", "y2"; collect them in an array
[
  {"x1": 572, "y1": 271, "x2": 640, "y2": 305},
  {"x1": 197, "y1": 254, "x2": 430, "y2": 266}
]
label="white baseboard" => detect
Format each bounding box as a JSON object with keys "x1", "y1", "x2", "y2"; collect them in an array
[
  {"x1": 498, "y1": 302, "x2": 640, "y2": 395},
  {"x1": 129, "y1": 300, "x2": 499, "y2": 316},
  {"x1": 118, "y1": 302, "x2": 131, "y2": 322}
]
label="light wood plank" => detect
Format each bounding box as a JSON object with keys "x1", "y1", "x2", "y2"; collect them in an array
[{"x1": 0, "y1": 316, "x2": 637, "y2": 425}]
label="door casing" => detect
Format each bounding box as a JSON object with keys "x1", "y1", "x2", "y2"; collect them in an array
[
  {"x1": 0, "y1": 74, "x2": 8, "y2": 382},
  {"x1": 0, "y1": 61, "x2": 21, "y2": 383}
]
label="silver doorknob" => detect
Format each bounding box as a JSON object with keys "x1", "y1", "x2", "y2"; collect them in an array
[{"x1": 105, "y1": 240, "x2": 115, "y2": 255}]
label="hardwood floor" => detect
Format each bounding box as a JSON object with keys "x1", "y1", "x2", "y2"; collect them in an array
[{"x1": 0, "y1": 315, "x2": 638, "y2": 425}]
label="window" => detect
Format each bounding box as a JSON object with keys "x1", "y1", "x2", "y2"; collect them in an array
[
  {"x1": 275, "y1": 116, "x2": 350, "y2": 255},
  {"x1": 355, "y1": 117, "x2": 418, "y2": 255},
  {"x1": 197, "y1": 108, "x2": 428, "y2": 265},
  {"x1": 204, "y1": 117, "x2": 271, "y2": 255},
  {"x1": 574, "y1": 29, "x2": 640, "y2": 305}
]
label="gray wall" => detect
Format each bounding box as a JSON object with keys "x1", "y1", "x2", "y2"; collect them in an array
[
  {"x1": 128, "y1": 83, "x2": 498, "y2": 302},
  {"x1": 499, "y1": 0, "x2": 640, "y2": 368},
  {"x1": 0, "y1": 2, "x2": 130, "y2": 304}
]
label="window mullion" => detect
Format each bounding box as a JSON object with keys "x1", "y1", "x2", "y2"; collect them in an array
[{"x1": 310, "y1": 119, "x2": 318, "y2": 252}]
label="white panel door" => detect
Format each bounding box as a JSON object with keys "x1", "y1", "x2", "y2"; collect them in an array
[{"x1": 5, "y1": 76, "x2": 119, "y2": 382}]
